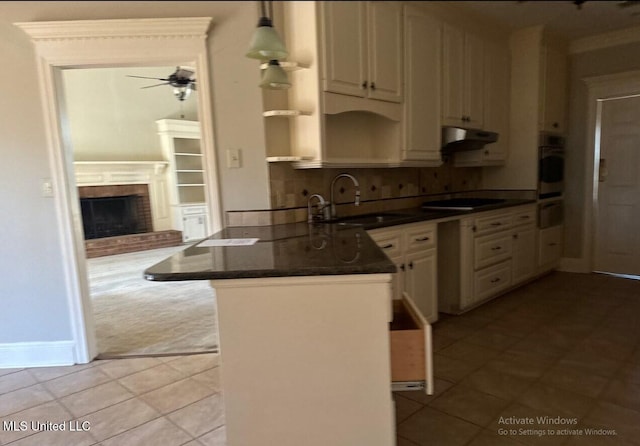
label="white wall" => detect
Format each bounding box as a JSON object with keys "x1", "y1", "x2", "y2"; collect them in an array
[
  {"x1": 0, "y1": 1, "x2": 270, "y2": 357},
  {"x1": 63, "y1": 66, "x2": 198, "y2": 161}
]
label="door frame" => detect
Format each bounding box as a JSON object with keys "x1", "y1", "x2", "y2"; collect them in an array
[
  {"x1": 583, "y1": 70, "x2": 640, "y2": 273},
  {"x1": 16, "y1": 18, "x2": 222, "y2": 363}
]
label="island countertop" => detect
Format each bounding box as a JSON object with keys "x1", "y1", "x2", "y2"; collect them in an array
[
  {"x1": 144, "y1": 223, "x2": 397, "y2": 281},
  {"x1": 144, "y1": 199, "x2": 535, "y2": 281}
]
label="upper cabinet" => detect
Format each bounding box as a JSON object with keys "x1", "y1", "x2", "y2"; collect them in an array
[
  {"x1": 539, "y1": 44, "x2": 568, "y2": 134},
  {"x1": 321, "y1": 1, "x2": 403, "y2": 103},
  {"x1": 441, "y1": 24, "x2": 485, "y2": 129},
  {"x1": 401, "y1": 4, "x2": 442, "y2": 165}
]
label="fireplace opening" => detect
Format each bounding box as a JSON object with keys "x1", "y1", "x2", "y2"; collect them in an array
[{"x1": 81, "y1": 195, "x2": 149, "y2": 239}]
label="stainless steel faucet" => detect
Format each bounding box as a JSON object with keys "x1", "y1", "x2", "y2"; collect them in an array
[
  {"x1": 307, "y1": 194, "x2": 329, "y2": 223},
  {"x1": 330, "y1": 173, "x2": 360, "y2": 219}
]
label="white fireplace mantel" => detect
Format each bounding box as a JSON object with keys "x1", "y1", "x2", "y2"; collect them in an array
[{"x1": 74, "y1": 161, "x2": 171, "y2": 231}]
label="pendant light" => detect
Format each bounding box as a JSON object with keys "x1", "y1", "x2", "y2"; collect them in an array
[
  {"x1": 246, "y1": 0, "x2": 288, "y2": 61},
  {"x1": 260, "y1": 59, "x2": 290, "y2": 89}
]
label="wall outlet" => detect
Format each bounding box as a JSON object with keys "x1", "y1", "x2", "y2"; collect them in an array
[
  {"x1": 41, "y1": 178, "x2": 54, "y2": 197},
  {"x1": 227, "y1": 148, "x2": 241, "y2": 168}
]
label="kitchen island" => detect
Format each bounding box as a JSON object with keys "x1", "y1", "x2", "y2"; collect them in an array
[{"x1": 145, "y1": 223, "x2": 397, "y2": 446}]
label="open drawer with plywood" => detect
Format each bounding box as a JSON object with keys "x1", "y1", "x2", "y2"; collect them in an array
[{"x1": 390, "y1": 293, "x2": 434, "y2": 395}]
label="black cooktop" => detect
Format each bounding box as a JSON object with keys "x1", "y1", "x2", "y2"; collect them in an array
[{"x1": 422, "y1": 198, "x2": 506, "y2": 211}]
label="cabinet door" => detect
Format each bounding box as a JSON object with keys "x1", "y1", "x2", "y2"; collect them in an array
[
  {"x1": 183, "y1": 214, "x2": 207, "y2": 242},
  {"x1": 441, "y1": 24, "x2": 465, "y2": 126},
  {"x1": 512, "y1": 226, "x2": 536, "y2": 284},
  {"x1": 538, "y1": 225, "x2": 563, "y2": 271},
  {"x1": 540, "y1": 45, "x2": 568, "y2": 133},
  {"x1": 464, "y1": 32, "x2": 484, "y2": 129},
  {"x1": 321, "y1": 1, "x2": 367, "y2": 97},
  {"x1": 404, "y1": 249, "x2": 438, "y2": 323},
  {"x1": 402, "y1": 5, "x2": 442, "y2": 163},
  {"x1": 367, "y1": 1, "x2": 403, "y2": 103},
  {"x1": 482, "y1": 40, "x2": 509, "y2": 163}
]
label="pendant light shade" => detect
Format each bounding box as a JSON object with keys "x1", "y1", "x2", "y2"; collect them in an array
[
  {"x1": 246, "y1": 11, "x2": 288, "y2": 60},
  {"x1": 260, "y1": 60, "x2": 290, "y2": 89}
]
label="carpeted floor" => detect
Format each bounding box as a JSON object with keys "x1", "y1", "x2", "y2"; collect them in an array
[{"x1": 86, "y1": 245, "x2": 218, "y2": 358}]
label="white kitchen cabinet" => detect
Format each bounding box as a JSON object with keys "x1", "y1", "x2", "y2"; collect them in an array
[
  {"x1": 321, "y1": 1, "x2": 402, "y2": 103},
  {"x1": 401, "y1": 5, "x2": 442, "y2": 165},
  {"x1": 157, "y1": 119, "x2": 209, "y2": 242},
  {"x1": 441, "y1": 24, "x2": 484, "y2": 129},
  {"x1": 440, "y1": 203, "x2": 538, "y2": 314},
  {"x1": 512, "y1": 225, "x2": 537, "y2": 284},
  {"x1": 539, "y1": 44, "x2": 568, "y2": 134},
  {"x1": 538, "y1": 224, "x2": 563, "y2": 272},
  {"x1": 281, "y1": 1, "x2": 402, "y2": 168},
  {"x1": 368, "y1": 221, "x2": 438, "y2": 323}
]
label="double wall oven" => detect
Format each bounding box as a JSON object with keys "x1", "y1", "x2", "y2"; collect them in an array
[{"x1": 538, "y1": 132, "x2": 564, "y2": 229}]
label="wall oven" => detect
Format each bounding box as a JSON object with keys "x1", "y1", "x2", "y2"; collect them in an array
[{"x1": 538, "y1": 133, "x2": 565, "y2": 199}]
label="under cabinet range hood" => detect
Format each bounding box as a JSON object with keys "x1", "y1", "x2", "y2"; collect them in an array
[{"x1": 441, "y1": 127, "x2": 498, "y2": 153}]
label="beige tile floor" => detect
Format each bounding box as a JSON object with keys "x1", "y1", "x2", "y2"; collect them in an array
[
  {"x1": 0, "y1": 272, "x2": 638, "y2": 446},
  {"x1": 396, "y1": 272, "x2": 640, "y2": 446}
]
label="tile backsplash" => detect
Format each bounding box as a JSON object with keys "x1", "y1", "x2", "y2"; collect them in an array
[
  {"x1": 268, "y1": 160, "x2": 482, "y2": 210},
  {"x1": 225, "y1": 160, "x2": 483, "y2": 227}
]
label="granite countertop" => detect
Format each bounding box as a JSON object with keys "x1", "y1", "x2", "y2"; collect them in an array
[{"x1": 144, "y1": 199, "x2": 535, "y2": 281}]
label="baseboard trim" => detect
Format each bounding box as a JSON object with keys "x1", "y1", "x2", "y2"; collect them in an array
[
  {"x1": 0, "y1": 341, "x2": 76, "y2": 369},
  {"x1": 558, "y1": 257, "x2": 591, "y2": 273}
]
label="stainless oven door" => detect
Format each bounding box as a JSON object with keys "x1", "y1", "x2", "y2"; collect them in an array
[{"x1": 539, "y1": 147, "x2": 564, "y2": 198}]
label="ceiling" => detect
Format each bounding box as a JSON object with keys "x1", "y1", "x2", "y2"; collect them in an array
[{"x1": 457, "y1": 1, "x2": 640, "y2": 40}]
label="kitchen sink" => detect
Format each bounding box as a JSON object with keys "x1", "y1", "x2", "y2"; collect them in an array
[{"x1": 334, "y1": 213, "x2": 415, "y2": 226}]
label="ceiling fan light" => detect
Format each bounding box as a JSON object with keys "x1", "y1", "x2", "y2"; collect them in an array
[
  {"x1": 246, "y1": 17, "x2": 288, "y2": 60},
  {"x1": 173, "y1": 85, "x2": 193, "y2": 101},
  {"x1": 260, "y1": 60, "x2": 290, "y2": 89}
]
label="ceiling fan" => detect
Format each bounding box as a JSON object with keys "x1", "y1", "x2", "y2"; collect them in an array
[{"x1": 126, "y1": 66, "x2": 196, "y2": 101}]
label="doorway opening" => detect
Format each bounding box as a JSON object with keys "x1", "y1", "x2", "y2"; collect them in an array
[{"x1": 17, "y1": 17, "x2": 221, "y2": 364}]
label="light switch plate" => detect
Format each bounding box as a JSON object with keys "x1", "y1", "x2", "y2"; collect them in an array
[
  {"x1": 41, "y1": 178, "x2": 53, "y2": 197},
  {"x1": 227, "y1": 148, "x2": 241, "y2": 168}
]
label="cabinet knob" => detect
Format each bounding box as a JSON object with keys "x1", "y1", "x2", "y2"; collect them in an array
[
  {"x1": 381, "y1": 243, "x2": 394, "y2": 250},
  {"x1": 370, "y1": 82, "x2": 376, "y2": 91},
  {"x1": 491, "y1": 278, "x2": 501, "y2": 284},
  {"x1": 553, "y1": 122, "x2": 559, "y2": 128},
  {"x1": 484, "y1": 150, "x2": 489, "y2": 155},
  {"x1": 513, "y1": 234, "x2": 519, "y2": 239},
  {"x1": 362, "y1": 80, "x2": 368, "y2": 89},
  {"x1": 409, "y1": 261, "x2": 414, "y2": 270},
  {"x1": 400, "y1": 264, "x2": 405, "y2": 271},
  {"x1": 415, "y1": 236, "x2": 430, "y2": 242}
]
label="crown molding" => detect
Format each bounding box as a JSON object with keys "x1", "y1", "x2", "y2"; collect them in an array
[
  {"x1": 570, "y1": 25, "x2": 640, "y2": 54},
  {"x1": 15, "y1": 17, "x2": 211, "y2": 41}
]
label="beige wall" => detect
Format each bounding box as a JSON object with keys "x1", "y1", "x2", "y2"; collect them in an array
[
  {"x1": 63, "y1": 66, "x2": 198, "y2": 161},
  {"x1": 0, "y1": 1, "x2": 269, "y2": 346},
  {"x1": 565, "y1": 41, "x2": 640, "y2": 258}
]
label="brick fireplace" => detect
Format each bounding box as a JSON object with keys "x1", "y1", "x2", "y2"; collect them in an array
[{"x1": 78, "y1": 184, "x2": 181, "y2": 258}]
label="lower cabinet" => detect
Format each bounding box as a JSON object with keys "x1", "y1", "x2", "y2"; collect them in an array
[
  {"x1": 538, "y1": 225, "x2": 563, "y2": 272},
  {"x1": 175, "y1": 205, "x2": 208, "y2": 242},
  {"x1": 444, "y1": 204, "x2": 538, "y2": 313},
  {"x1": 368, "y1": 221, "x2": 438, "y2": 323}
]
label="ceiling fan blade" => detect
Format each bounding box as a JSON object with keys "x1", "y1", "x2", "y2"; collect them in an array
[
  {"x1": 141, "y1": 82, "x2": 171, "y2": 89},
  {"x1": 126, "y1": 75, "x2": 170, "y2": 81}
]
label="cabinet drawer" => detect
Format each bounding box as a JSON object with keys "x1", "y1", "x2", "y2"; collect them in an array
[
  {"x1": 390, "y1": 295, "x2": 432, "y2": 394},
  {"x1": 474, "y1": 232, "x2": 513, "y2": 269},
  {"x1": 474, "y1": 212, "x2": 512, "y2": 235},
  {"x1": 512, "y1": 206, "x2": 536, "y2": 227},
  {"x1": 368, "y1": 230, "x2": 403, "y2": 258},
  {"x1": 404, "y1": 225, "x2": 436, "y2": 253},
  {"x1": 474, "y1": 260, "x2": 512, "y2": 302},
  {"x1": 181, "y1": 205, "x2": 206, "y2": 216}
]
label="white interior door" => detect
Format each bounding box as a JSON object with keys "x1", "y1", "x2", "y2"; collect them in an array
[{"x1": 595, "y1": 95, "x2": 640, "y2": 275}]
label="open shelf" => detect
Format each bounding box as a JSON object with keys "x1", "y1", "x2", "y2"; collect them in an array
[{"x1": 263, "y1": 110, "x2": 311, "y2": 118}]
